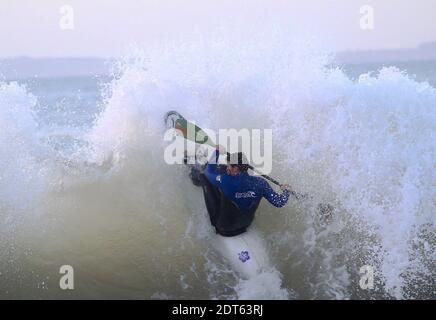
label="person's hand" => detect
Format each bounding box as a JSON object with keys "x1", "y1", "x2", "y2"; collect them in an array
[
  {"x1": 280, "y1": 184, "x2": 291, "y2": 192},
  {"x1": 216, "y1": 144, "x2": 226, "y2": 154}
]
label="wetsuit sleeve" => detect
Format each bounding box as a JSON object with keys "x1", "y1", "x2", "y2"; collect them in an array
[
  {"x1": 204, "y1": 150, "x2": 221, "y2": 188},
  {"x1": 261, "y1": 179, "x2": 290, "y2": 208}
]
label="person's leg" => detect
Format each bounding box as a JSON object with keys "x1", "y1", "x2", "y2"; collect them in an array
[
  {"x1": 186, "y1": 157, "x2": 226, "y2": 230},
  {"x1": 201, "y1": 176, "x2": 221, "y2": 229},
  {"x1": 189, "y1": 164, "x2": 205, "y2": 186},
  {"x1": 199, "y1": 164, "x2": 226, "y2": 229}
]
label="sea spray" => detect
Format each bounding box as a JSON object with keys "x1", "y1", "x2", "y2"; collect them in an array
[{"x1": 0, "y1": 30, "x2": 434, "y2": 299}]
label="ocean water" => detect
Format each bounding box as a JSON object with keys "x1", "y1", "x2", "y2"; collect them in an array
[{"x1": 0, "y1": 40, "x2": 435, "y2": 299}]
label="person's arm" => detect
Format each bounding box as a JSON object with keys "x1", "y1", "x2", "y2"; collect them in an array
[
  {"x1": 204, "y1": 145, "x2": 226, "y2": 187},
  {"x1": 261, "y1": 180, "x2": 291, "y2": 208}
]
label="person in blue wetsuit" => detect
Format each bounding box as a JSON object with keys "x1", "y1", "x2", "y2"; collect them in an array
[{"x1": 189, "y1": 145, "x2": 292, "y2": 237}]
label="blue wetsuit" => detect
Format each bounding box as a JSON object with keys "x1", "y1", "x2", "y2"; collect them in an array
[{"x1": 199, "y1": 150, "x2": 290, "y2": 236}]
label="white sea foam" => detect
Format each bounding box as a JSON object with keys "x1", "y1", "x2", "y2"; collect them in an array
[{"x1": 0, "y1": 30, "x2": 434, "y2": 299}]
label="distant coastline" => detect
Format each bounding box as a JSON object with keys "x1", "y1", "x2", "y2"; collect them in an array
[
  {"x1": 336, "y1": 42, "x2": 436, "y2": 64},
  {"x1": 1, "y1": 42, "x2": 436, "y2": 79},
  {"x1": 0, "y1": 57, "x2": 113, "y2": 79}
]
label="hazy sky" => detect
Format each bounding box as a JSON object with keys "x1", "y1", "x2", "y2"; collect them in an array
[{"x1": 1, "y1": 0, "x2": 436, "y2": 58}]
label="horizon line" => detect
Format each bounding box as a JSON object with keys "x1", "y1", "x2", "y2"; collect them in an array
[{"x1": 1, "y1": 41, "x2": 435, "y2": 61}]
